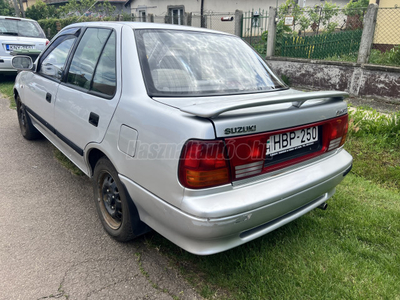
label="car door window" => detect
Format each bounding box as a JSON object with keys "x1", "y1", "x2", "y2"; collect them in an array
[
  {"x1": 91, "y1": 32, "x2": 116, "y2": 96},
  {"x1": 39, "y1": 36, "x2": 76, "y2": 80},
  {"x1": 67, "y1": 28, "x2": 111, "y2": 90}
]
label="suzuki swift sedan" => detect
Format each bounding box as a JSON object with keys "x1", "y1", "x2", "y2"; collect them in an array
[
  {"x1": 0, "y1": 16, "x2": 48, "y2": 74},
  {"x1": 12, "y1": 22, "x2": 352, "y2": 255}
]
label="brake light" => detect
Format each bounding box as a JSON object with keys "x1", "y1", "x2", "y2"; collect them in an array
[
  {"x1": 327, "y1": 114, "x2": 348, "y2": 151},
  {"x1": 179, "y1": 115, "x2": 348, "y2": 188},
  {"x1": 179, "y1": 140, "x2": 230, "y2": 189},
  {"x1": 46, "y1": 40, "x2": 50, "y2": 46}
]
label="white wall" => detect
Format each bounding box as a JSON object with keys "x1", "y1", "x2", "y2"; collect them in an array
[{"x1": 129, "y1": 0, "x2": 350, "y2": 16}]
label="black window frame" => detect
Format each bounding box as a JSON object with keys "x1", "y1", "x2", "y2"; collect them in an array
[
  {"x1": 61, "y1": 27, "x2": 117, "y2": 100},
  {"x1": 36, "y1": 27, "x2": 81, "y2": 83}
]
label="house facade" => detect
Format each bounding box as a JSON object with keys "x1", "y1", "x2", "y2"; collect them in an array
[{"x1": 125, "y1": 0, "x2": 351, "y2": 19}]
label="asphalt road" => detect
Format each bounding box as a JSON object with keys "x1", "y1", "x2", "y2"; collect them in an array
[{"x1": 0, "y1": 96, "x2": 201, "y2": 300}]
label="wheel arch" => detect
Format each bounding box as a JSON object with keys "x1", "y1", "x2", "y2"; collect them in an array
[{"x1": 87, "y1": 148, "x2": 109, "y2": 177}]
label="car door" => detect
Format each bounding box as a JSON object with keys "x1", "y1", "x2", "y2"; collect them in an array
[
  {"x1": 22, "y1": 30, "x2": 79, "y2": 134},
  {"x1": 53, "y1": 27, "x2": 120, "y2": 156}
]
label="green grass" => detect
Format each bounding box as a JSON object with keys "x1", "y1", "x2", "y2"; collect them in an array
[
  {"x1": 0, "y1": 75, "x2": 16, "y2": 108},
  {"x1": 53, "y1": 148, "x2": 84, "y2": 176}
]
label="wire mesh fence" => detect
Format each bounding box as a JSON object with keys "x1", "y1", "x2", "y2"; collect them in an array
[
  {"x1": 373, "y1": 7, "x2": 400, "y2": 52},
  {"x1": 276, "y1": 7, "x2": 366, "y2": 59}
]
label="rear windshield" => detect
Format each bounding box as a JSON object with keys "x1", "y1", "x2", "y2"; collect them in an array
[
  {"x1": 135, "y1": 29, "x2": 286, "y2": 97},
  {"x1": 0, "y1": 19, "x2": 45, "y2": 38}
]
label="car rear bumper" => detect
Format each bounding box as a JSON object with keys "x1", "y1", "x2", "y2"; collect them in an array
[{"x1": 120, "y1": 149, "x2": 353, "y2": 255}]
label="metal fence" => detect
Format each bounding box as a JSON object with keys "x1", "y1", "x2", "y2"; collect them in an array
[
  {"x1": 276, "y1": 7, "x2": 365, "y2": 59},
  {"x1": 373, "y1": 7, "x2": 400, "y2": 53}
]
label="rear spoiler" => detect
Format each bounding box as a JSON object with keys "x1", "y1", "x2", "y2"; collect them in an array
[{"x1": 180, "y1": 91, "x2": 349, "y2": 118}]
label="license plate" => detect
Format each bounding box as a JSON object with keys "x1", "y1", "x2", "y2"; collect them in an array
[
  {"x1": 266, "y1": 126, "x2": 319, "y2": 157},
  {"x1": 6, "y1": 44, "x2": 35, "y2": 51}
]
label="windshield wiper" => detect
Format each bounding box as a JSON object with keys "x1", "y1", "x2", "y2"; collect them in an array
[{"x1": 1, "y1": 32, "x2": 19, "y2": 36}]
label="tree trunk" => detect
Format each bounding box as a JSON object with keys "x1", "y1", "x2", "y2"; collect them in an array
[
  {"x1": 12, "y1": 0, "x2": 20, "y2": 17},
  {"x1": 18, "y1": 0, "x2": 25, "y2": 17}
]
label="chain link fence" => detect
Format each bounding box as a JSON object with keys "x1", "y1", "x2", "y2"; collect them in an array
[
  {"x1": 370, "y1": 7, "x2": 400, "y2": 66},
  {"x1": 276, "y1": 7, "x2": 365, "y2": 60}
]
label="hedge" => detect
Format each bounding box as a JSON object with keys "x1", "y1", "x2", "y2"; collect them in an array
[{"x1": 38, "y1": 15, "x2": 133, "y2": 39}]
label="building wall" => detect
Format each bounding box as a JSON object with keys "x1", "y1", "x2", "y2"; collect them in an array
[{"x1": 129, "y1": 0, "x2": 350, "y2": 17}]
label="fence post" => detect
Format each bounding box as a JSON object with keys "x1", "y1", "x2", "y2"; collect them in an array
[
  {"x1": 234, "y1": 10, "x2": 243, "y2": 37},
  {"x1": 357, "y1": 3, "x2": 378, "y2": 64},
  {"x1": 266, "y1": 6, "x2": 277, "y2": 58}
]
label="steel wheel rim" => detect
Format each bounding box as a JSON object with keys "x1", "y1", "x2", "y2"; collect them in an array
[{"x1": 98, "y1": 171, "x2": 122, "y2": 230}]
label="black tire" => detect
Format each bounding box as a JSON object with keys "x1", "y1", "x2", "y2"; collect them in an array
[
  {"x1": 16, "y1": 95, "x2": 41, "y2": 140},
  {"x1": 93, "y1": 157, "x2": 139, "y2": 242}
]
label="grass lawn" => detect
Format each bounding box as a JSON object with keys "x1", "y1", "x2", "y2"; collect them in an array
[{"x1": 0, "y1": 75, "x2": 16, "y2": 108}]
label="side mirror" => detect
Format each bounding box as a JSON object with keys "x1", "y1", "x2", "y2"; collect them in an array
[{"x1": 11, "y1": 56, "x2": 34, "y2": 71}]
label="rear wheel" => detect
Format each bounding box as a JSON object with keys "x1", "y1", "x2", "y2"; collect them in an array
[
  {"x1": 93, "y1": 157, "x2": 137, "y2": 242},
  {"x1": 16, "y1": 95, "x2": 41, "y2": 140}
]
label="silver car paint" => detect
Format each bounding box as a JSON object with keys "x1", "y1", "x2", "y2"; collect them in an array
[
  {"x1": 0, "y1": 17, "x2": 47, "y2": 73},
  {"x1": 14, "y1": 22, "x2": 353, "y2": 255}
]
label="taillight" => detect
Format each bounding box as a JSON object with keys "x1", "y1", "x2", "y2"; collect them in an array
[
  {"x1": 46, "y1": 40, "x2": 50, "y2": 46},
  {"x1": 327, "y1": 114, "x2": 348, "y2": 151},
  {"x1": 179, "y1": 140, "x2": 230, "y2": 189},
  {"x1": 179, "y1": 115, "x2": 349, "y2": 188}
]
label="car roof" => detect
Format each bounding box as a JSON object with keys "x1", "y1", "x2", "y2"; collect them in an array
[
  {"x1": 64, "y1": 21, "x2": 232, "y2": 36},
  {"x1": 0, "y1": 16, "x2": 38, "y2": 23}
]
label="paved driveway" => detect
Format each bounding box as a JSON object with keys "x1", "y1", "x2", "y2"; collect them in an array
[{"x1": 0, "y1": 97, "x2": 201, "y2": 300}]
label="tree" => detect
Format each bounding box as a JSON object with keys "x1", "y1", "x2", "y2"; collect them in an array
[
  {"x1": 59, "y1": 0, "x2": 115, "y2": 18},
  {"x1": 0, "y1": 0, "x2": 15, "y2": 16},
  {"x1": 26, "y1": 0, "x2": 59, "y2": 20}
]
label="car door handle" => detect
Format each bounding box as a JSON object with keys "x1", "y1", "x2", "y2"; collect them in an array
[
  {"x1": 89, "y1": 112, "x2": 99, "y2": 127},
  {"x1": 45, "y1": 92, "x2": 52, "y2": 103}
]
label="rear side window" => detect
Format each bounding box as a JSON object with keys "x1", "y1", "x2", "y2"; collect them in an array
[
  {"x1": 91, "y1": 32, "x2": 116, "y2": 96},
  {"x1": 67, "y1": 28, "x2": 111, "y2": 89},
  {"x1": 0, "y1": 19, "x2": 45, "y2": 38}
]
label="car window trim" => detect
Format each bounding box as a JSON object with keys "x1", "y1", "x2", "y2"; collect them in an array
[
  {"x1": 61, "y1": 27, "x2": 117, "y2": 100},
  {"x1": 36, "y1": 31, "x2": 81, "y2": 83}
]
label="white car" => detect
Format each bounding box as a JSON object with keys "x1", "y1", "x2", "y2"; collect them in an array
[
  {"x1": 0, "y1": 16, "x2": 48, "y2": 74},
  {"x1": 12, "y1": 22, "x2": 353, "y2": 255}
]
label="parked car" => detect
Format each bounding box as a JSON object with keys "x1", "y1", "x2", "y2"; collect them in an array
[
  {"x1": 12, "y1": 22, "x2": 353, "y2": 255},
  {"x1": 0, "y1": 16, "x2": 48, "y2": 74}
]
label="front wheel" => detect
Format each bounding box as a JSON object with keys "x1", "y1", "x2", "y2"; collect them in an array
[
  {"x1": 93, "y1": 157, "x2": 137, "y2": 242},
  {"x1": 16, "y1": 95, "x2": 41, "y2": 140}
]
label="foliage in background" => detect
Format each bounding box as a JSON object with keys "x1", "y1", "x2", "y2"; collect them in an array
[
  {"x1": 369, "y1": 46, "x2": 400, "y2": 66},
  {"x1": 38, "y1": 13, "x2": 133, "y2": 39},
  {"x1": 26, "y1": 0, "x2": 60, "y2": 20},
  {"x1": 0, "y1": 0, "x2": 14, "y2": 16},
  {"x1": 344, "y1": 0, "x2": 369, "y2": 16},
  {"x1": 58, "y1": 0, "x2": 115, "y2": 18}
]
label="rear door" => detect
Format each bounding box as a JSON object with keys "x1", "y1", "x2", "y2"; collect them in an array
[{"x1": 53, "y1": 26, "x2": 121, "y2": 154}]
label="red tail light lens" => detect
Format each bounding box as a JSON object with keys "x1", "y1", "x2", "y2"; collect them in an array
[
  {"x1": 327, "y1": 114, "x2": 348, "y2": 151},
  {"x1": 46, "y1": 40, "x2": 50, "y2": 46},
  {"x1": 179, "y1": 140, "x2": 230, "y2": 189},
  {"x1": 179, "y1": 115, "x2": 349, "y2": 188}
]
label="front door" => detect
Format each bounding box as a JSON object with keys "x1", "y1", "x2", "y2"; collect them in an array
[{"x1": 53, "y1": 28, "x2": 120, "y2": 157}]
